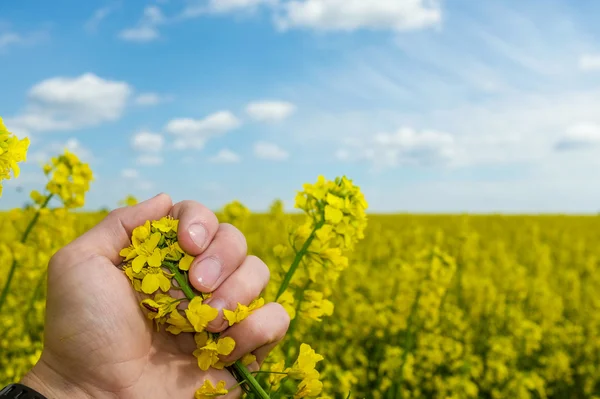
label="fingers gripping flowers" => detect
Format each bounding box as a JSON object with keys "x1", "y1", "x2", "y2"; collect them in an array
[{"x1": 119, "y1": 216, "x2": 267, "y2": 398}]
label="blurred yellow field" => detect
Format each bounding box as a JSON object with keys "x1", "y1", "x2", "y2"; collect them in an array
[{"x1": 2, "y1": 201, "x2": 600, "y2": 398}]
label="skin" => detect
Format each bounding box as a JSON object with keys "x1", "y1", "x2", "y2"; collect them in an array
[{"x1": 20, "y1": 194, "x2": 290, "y2": 399}]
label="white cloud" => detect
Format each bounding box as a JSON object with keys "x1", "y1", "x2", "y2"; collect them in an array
[
  {"x1": 119, "y1": 6, "x2": 164, "y2": 42},
  {"x1": 166, "y1": 111, "x2": 241, "y2": 150},
  {"x1": 246, "y1": 101, "x2": 296, "y2": 122},
  {"x1": 253, "y1": 141, "x2": 289, "y2": 161},
  {"x1": 209, "y1": 0, "x2": 276, "y2": 13},
  {"x1": 119, "y1": 26, "x2": 159, "y2": 42},
  {"x1": 337, "y1": 127, "x2": 457, "y2": 169},
  {"x1": 63, "y1": 138, "x2": 94, "y2": 161},
  {"x1": 181, "y1": 0, "x2": 276, "y2": 17},
  {"x1": 173, "y1": 138, "x2": 207, "y2": 150},
  {"x1": 30, "y1": 138, "x2": 94, "y2": 163},
  {"x1": 8, "y1": 73, "x2": 132, "y2": 134},
  {"x1": 136, "y1": 155, "x2": 164, "y2": 165},
  {"x1": 0, "y1": 29, "x2": 47, "y2": 52},
  {"x1": 131, "y1": 131, "x2": 164, "y2": 152},
  {"x1": 121, "y1": 168, "x2": 139, "y2": 179},
  {"x1": 209, "y1": 149, "x2": 241, "y2": 163},
  {"x1": 135, "y1": 180, "x2": 156, "y2": 191},
  {"x1": 166, "y1": 111, "x2": 241, "y2": 135},
  {"x1": 555, "y1": 123, "x2": 600, "y2": 151},
  {"x1": 276, "y1": 0, "x2": 442, "y2": 32},
  {"x1": 85, "y1": 5, "x2": 118, "y2": 32},
  {"x1": 134, "y1": 92, "x2": 173, "y2": 106},
  {"x1": 579, "y1": 54, "x2": 600, "y2": 71},
  {"x1": 0, "y1": 33, "x2": 21, "y2": 49},
  {"x1": 334, "y1": 148, "x2": 350, "y2": 161}
]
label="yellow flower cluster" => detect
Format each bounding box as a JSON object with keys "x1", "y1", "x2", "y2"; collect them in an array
[
  {"x1": 119, "y1": 216, "x2": 266, "y2": 396},
  {"x1": 32, "y1": 150, "x2": 94, "y2": 209},
  {"x1": 220, "y1": 200, "x2": 251, "y2": 225},
  {"x1": 0, "y1": 117, "x2": 29, "y2": 197},
  {"x1": 251, "y1": 175, "x2": 369, "y2": 398}
]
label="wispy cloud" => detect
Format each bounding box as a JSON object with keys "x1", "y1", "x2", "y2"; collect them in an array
[
  {"x1": 275, "y1": 0, "x2": 442, "y2": 32},
  {"x1": 579, "y1": 54, "x2": 600, "y2": 71},
  {"x1": 254, "y1": 141, "x2": 289, "y2": 161},
  {"x1": 134, "y1": 92, "x2": 174, "y2": 106},
  {"x1": 85, "y1": 4, "x2": 120, "y2": 32},
  {"x1": 555, "y1": 123, "x2": 600, "y2": 151},
  {"x1": 119, "y1": 6, "x2": 165, "y2": 42},
  {"x1": 209, "y1": 149, "x2": 242, "y2": 163},
  {"x1": 336, "y1": 127, "x2": 459, "y2": 170},
  {"x1": 166, "y1": 111, "x2": 241, "y2": 150},
  {"x1": 0, "y1": 28, "x2": 48, "y2": 53},
  {"x1": 246, "y1": 100, "x2": 296, "y2": 122}
]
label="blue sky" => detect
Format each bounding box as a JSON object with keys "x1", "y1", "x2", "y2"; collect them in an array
[{"x1": 3, "y1": 0, "x2": 600, "y2": 212}]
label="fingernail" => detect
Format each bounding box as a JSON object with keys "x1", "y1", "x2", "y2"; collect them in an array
[
  {"x1": 189, "y1": 223, "x2": 208, "y2": 250},
  {"x1": 195, "y1": 257, "x2": 221, "y2": 290}
]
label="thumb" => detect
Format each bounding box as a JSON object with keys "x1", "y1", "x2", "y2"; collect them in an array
[{"x1": 64, "y1": 193, "x2": 173, "y2": 265}]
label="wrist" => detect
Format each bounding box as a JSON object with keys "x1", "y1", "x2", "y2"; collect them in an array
[{"x1": 20, "y1": 357, "x2": 93, "y2": 399}]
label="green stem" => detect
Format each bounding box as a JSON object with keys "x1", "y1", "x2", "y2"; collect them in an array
[
  {"x1": 396, "y1": 251, "x2": 435, "y2": 399},
  {"x1": 251, "y1": 371, "x2": 289, "y2": 375},
  {"x1": 275, "y1": 220, "x2": 324, "y2": 301},
  {"x1": 0, "y1": 194, "x2": 53, "y2": 313},
  {"x1": 164, "y1": 261, "x2": 198, "y2": 300},
  {"x1": 232, "y1": 362, "x2": 271, "y2": 399},
  {"x1": 24, "y1": 270, "x2": 47, "y2": 331},
  {"x1": 284, "y1": 279, "x2": 312, "y2": 358},
  {"x1": 163, "y1": 261, "x2": 269, "y2": 399}
]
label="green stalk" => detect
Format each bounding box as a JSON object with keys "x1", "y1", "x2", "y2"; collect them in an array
[
  {"x1": 396, "y1": 250, "x2": 435, "y2": 399},
  {"x1": 24, "y1": 270, "x2": 47, "y2": 331},
  {"x1": 275, "y1": 220, "x2": 324, "y2": 301},
  {"x1": 164, "y1": 261, "x2": 199, "y2": 300},
  {"x1": 163, "y1": 261, "x2": 270, "y2": 399},
  {"x1": 232, "y1": 362, "x2": 271, "y2": 398},
  {"x1": 284, "y1": 279, "x2": 312, "y2": 357},
  {"x1": 0, "y1": 194, "x2": 53, "y2": 313}
]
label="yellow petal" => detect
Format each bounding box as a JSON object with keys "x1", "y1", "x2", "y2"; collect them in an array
[
  {"x1": 179, "y1": 254, "x2": 194, "y2": 271},
  {"x1": 158, "y1": 273, "x2": 171, "y2": 292},
  {"x1": 194, "y1": 332, "x2": 209, "y2": 348},
  {"x1": 324, "y1": 205, "x2": 343, "y2": 224},
  {"x1": 223, "y1": 309, "x2": 237, "y2": 326},
  {"x1": 147, "y1": 248, "x2": 162, "y2": 267},
  {"x1": 196, "y1": 350, "x2": 214, "y2": 371},
  {"x1": 141, "y1": 274, "x2": 160, "y2": 294},
  {"x1": 241, "y1": 353, "x2": 256, "y2": 366},
  {"x1": 217, "y1": 337, "x2": 236, "y2": 355},
  {"x1": 132, "y1": 255, "x2": 146, "y2": 273}
]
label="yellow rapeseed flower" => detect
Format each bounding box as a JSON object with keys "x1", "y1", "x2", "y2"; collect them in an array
[
  {"x1": 165, "y1": 310, "x2": 195, "y2": 335},
  {"x1": 223, "y1": 298, "x2": 265, "y2": 326},
  {"x1": 185, "y1": 297, "x2": 219, "y2": 333},
  {"x1": 194, "y1": 380, "x2": 228, "y2": 399},
  {"x1": 192, "y1": 332, "x2": 236, "y2": 371}
]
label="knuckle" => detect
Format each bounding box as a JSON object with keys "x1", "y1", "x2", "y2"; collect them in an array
[
  {"x1": 174, "y1": 200, "x2": 219, "y2": 226},
  {"x1": 49, "y1": 244, "x2": 81, "y2": 271},
  {"x1": 217, "y1": 223, "x2": 247, "y2": 253},
  {"x1": 273, "y1": 303, "x2": 292, "y2": 338},
  {"x1": 107, "y1": 207, "x2": 126, "y2": 222},
  {"x1": 249, "y1": 315, "x2": 275, "y2": 343},
  {"x1": 247, "y1": 255, "x2": 271, "y2": 285}
]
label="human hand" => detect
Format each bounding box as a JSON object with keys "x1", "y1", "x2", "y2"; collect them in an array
[{"x1": 20, "y1": 194, "x2": 290, "y2": 398}]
